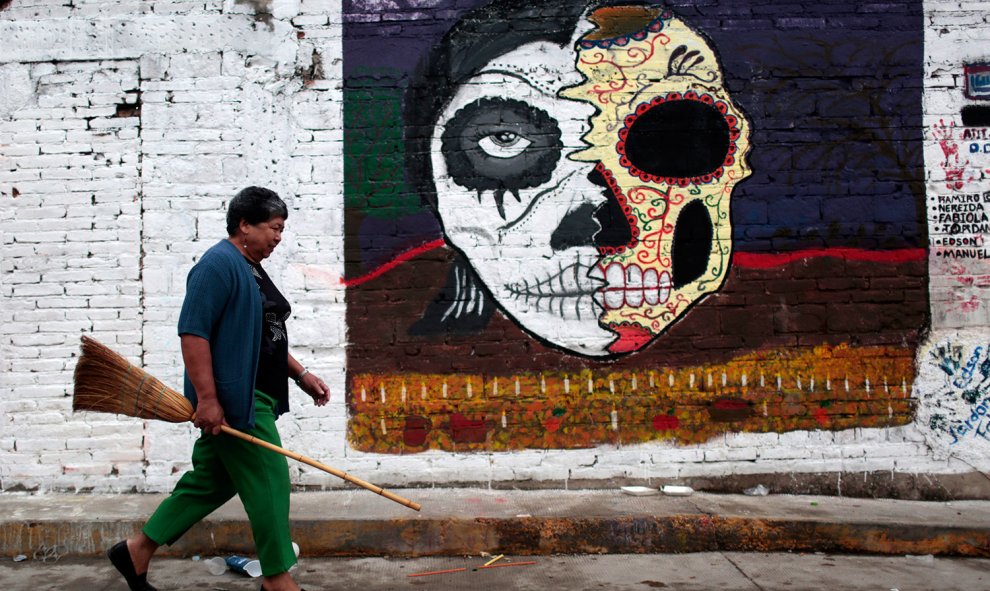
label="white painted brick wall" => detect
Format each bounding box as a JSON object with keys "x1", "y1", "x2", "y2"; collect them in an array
[{"x1": 1, "y1": 0, "x2": 989, "y2": 493}]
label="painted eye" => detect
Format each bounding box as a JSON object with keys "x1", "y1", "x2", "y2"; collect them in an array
[
  {"x1": 440, "y1": 97, "x2": 563, "y2": 220},
  {"x1": 621, "y1": 98, "x2": 730, "y2": 179},
  {"x1": 478, "y1": 131, "x2": 532, "y2": 158}
]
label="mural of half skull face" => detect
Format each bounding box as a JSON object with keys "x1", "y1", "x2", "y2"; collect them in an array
[
  {"x1": 431, "y1": 4, "x2": 752, "y2": 357},
  {"x1": 431, "y1": 33, "x2": 616, "y2": 356},
  {"x1": 565, "y1": 6, "x2": 754, "y2": 353}
]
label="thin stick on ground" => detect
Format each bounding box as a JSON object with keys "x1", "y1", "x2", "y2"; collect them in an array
[
  {"x1": 478, "y1": 561, "x2": 537, "y2": 570},
  {"x1": 406, "y1": 568, "x2": 468, "y2": 578}
]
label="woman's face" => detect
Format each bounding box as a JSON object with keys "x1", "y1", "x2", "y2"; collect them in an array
[
  {"x1": 241, "y1": 216, "x2": 285, "y2": 262},
  {"x1": 431, "y1": 8, "x2": 751, "y2": 357}
]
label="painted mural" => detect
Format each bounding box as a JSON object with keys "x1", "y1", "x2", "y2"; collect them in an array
[{"x1": 343, "y1": 0, "x2": 927, "y2": 453}]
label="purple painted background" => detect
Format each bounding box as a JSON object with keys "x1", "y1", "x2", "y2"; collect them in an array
[{"x1": 344, "y1": 0, "x2": 924, "y2": 274}]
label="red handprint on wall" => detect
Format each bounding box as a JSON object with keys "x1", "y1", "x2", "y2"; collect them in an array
[{"x1": 933, "y1": 119, "x2": 974, "y2": 190}]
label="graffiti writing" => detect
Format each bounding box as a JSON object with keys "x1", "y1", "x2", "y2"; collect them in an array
[
  {"x1": 949, "y1": 392, "x2": 990, "y2": 444},
  {"x1": 925, "y1": 340, "x2": 990, "y2": 446},
  {"x1": 963, "y1": 128, "x2": 990, "y2": 140},
  {"x1": 931, "y1": 193, "x2": 990, "y2": 259},
  {"x1": 952, "y1": 346, "x2": 984, "y2": 389}
]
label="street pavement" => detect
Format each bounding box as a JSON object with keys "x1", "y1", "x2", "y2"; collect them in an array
[
  {"x1": 3, "y1": 489, "x2": 989, "y2": 558},
  {"x1": 2, "y1": 488, "x2": 989, "y2": 590},
  {"x1": 1, "y1": 552, "x2": 989, "y2": 590}
]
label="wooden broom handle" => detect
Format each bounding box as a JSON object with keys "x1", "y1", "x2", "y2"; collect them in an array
[{"x1": 219, "y1": 425, "x2": 422, "y2": 512}]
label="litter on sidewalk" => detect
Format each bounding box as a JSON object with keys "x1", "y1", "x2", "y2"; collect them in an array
[
  {"x1": 621, "y1": 486, "x2": 659, "y2": 496},
  {"x1": 407, "y1": 557, "x2": 537, "y2": 577},
  {"x1": 744, "y1": 484, "x2": 769, "y2": 496},
  {"x1": 483, "y1": 554, "x2": 504, "y2": 566}
]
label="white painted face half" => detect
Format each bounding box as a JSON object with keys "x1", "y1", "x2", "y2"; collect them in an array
[{"x1": 431, "y1": 40, "x2": 617, "y2": 356}]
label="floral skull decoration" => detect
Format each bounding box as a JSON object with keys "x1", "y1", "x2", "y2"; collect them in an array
[
  {"x1": 564, "y1": 5, "x2": 753, "y2": 353},
  {"x1": 429, "y1": 4, "x2": 752, "y2": 356}
]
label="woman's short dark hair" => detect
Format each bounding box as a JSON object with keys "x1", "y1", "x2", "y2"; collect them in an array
[{"x1": 226, "y1": 186, "x2": 289, "y2": 236}]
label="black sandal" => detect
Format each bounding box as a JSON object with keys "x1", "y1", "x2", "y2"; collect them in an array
[{"x1": 107, "y1": 540, "x2": 158, "y2": 591}]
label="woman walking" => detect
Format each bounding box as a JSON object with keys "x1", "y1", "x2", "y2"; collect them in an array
[{"x1": 108, "y1": 186, "x2": 330, "y2": 591}]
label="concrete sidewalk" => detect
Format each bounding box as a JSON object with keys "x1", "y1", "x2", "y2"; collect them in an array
[
  {"x1": 6, "y1": 553, "x2": 990, "y2": 591},
  {"x1": 2, "y1": 488, "x2": 989, "y2": 559}
]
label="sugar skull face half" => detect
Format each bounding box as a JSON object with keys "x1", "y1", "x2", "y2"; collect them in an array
[
  {"x1": 563, "y1": 6, "x2": 753, "y2": 353},
  {"x1": 431, "y1": 4, "x2": 751, "y2": 357}
]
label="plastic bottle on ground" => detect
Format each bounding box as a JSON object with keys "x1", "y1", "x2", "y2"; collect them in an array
[
  {"x1": 203, "y1": 556, "x2": 227, "y2": 575},
  {"x1": 226, "y1": 555, "x2": 263, "y2": 577},
  {"x1": 744, "y1": 484, "x2": 770, "y2": 496}
]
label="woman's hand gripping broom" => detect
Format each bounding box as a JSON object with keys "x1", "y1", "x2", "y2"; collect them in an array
[{"x1": 71, "y1": 336, "x2": 421, "y2": 512}]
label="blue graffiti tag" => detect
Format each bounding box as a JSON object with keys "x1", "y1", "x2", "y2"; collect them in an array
[
  {"x1": 933, "y1": 342, "x2": 990, "y2": 446},
  {"x1": 949, "y1": 392, "x2": 990, "y2": 445},
  {"x1": 952, "y1": 346, "x2": 985, "y2": 389}
]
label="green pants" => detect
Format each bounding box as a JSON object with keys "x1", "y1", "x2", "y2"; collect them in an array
[{"x1": 143, "y1": 390, "x2": 295, "y2": 576}]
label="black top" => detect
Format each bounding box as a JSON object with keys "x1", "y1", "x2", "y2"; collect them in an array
[{"x1": 248, "y1": 260, "x2": 291, "y2": 407}]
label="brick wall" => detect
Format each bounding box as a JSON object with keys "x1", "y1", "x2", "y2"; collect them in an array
[{"x1": 1, "y1": 0, "x2": 989, "y2": 497}]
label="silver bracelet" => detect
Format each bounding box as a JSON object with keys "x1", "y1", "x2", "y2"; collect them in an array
[{"x1": 294, "y1": 368, "x2": 309, "y2": 384}]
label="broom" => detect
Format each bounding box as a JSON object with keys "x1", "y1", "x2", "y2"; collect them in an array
[{"x1": 72, "y1": 336, "x2": 421, "y2": 512}]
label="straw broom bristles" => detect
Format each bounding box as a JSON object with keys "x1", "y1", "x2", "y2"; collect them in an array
[
  {"x1": 71, "y1": 336, "x2": 422, "y2": 512},
  {"x1": 73, "y1": 335, "x2": 193, "y2": 423}
]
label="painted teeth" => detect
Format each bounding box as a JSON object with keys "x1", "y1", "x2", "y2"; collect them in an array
[
  {"x1": 625, "y1": 265, "x2": 644, "y2": 307},
  {"x1": 600, "y1": 263, "x2": 671, "y2": 310},
  {"x1": 604, "y1": 263, "x2": 625, "y2": 309},
  {"x1": 644, "y1": 268, "x2": 659, "y2": 305}
]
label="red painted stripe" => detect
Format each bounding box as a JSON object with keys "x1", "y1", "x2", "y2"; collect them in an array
[
  {"x1": 732, "y1": 247, "x2": 926, "y2": 269},
  {"x1": 342, "y1": 243, "x2": 927, "y2": 287},
  {"x1": 341, "y1": 238, "x2": 446, "y2": 287}
]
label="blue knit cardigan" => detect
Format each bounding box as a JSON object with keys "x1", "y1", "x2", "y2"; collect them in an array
[{"x1": 177, "y1": 239, "x2": 279, "y2": 430}]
